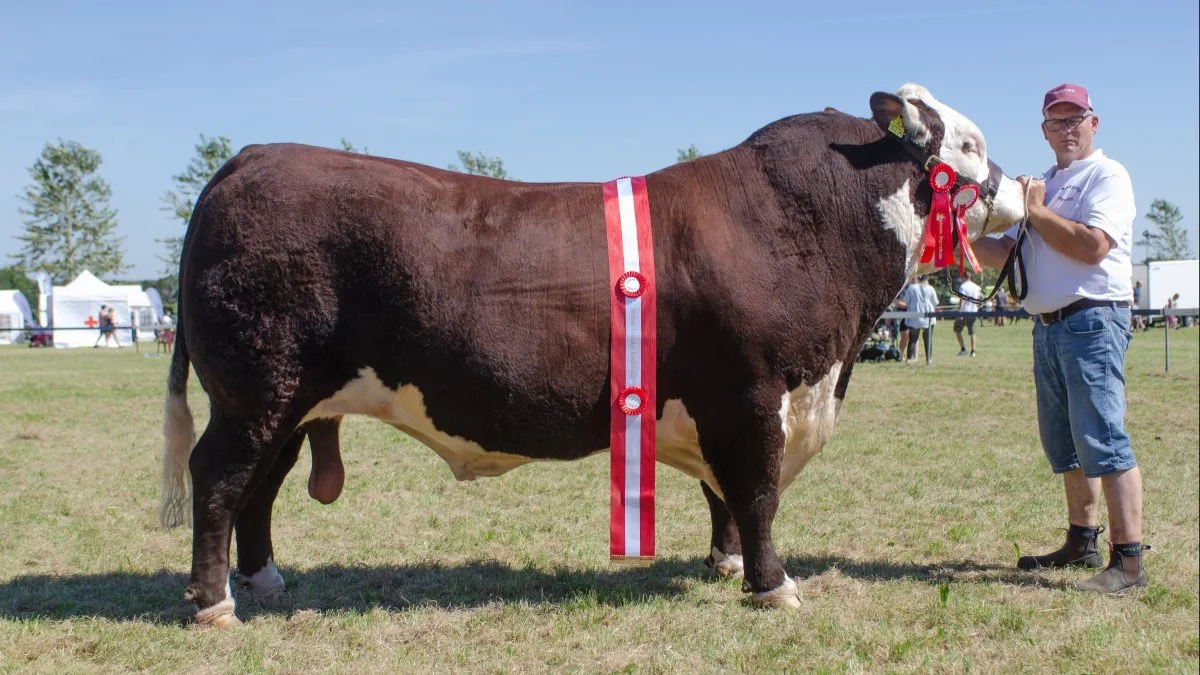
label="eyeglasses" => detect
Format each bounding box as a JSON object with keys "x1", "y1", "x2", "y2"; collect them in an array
[{"x1": 1042, "y1": 114, "x2": 1092, "y2": 133}]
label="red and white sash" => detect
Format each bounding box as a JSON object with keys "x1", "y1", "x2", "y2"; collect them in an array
[{"x1": 603, "y1": 176, "x2": 656, "y2": 563}]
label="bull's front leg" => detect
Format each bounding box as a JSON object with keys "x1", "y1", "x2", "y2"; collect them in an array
[
  {"x1": 698, "y1": 392, "x2": 800, "y2": 609},
  {"x1": 701, "y1": 481, "x2": 744, "y2": 579}
]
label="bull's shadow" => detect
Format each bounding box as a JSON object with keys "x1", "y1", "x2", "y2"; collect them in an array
[{"x1": 0, "y1": 555, "x2": 1056, "y2": 624}]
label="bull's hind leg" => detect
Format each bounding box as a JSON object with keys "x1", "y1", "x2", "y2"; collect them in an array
[
  {"x1": 699, "y1": 396, "x2": 799, "y2": 609},
  {"x1": 186, "y1": 411, "x2": 294, "y2": 626},
  {"x1": 233, "y1": 429, "x2": 306, "y2": 597},
  {"x1": 702, "y1": 482, "x2": 744, "y2": 579}
]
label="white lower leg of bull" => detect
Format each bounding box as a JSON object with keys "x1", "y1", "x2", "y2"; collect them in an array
[
  {"x1": 186, "y1": 419, "x2": 282, "y2": 627},
  {"x1": 233, "y1": 431, "x2": 306, "y2": 597},
  {"x1": 703, "y1": 405, "x2": 800, "y2": 609},
  {"x1": 701, "y1": 482, "x2": 744, "y2": 578}
]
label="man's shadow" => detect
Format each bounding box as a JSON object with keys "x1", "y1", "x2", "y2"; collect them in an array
[{"x1": 0, "y1": 554, "x2": 1057, "y2": 624}]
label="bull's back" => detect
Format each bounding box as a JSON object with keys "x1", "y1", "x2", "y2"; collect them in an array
[{"x1": 183, "y1": 144, "x2": 617, "y2": 457}]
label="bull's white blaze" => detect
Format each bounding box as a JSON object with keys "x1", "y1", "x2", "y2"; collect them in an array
[
  {"x1": 876, "y1": 182, "x2": 925, "y2": 276},
  {"x1": 244, "y1": 557, "x2": 285, "y2": 595},
  {"x1": 778, "y1": 362, "x2": 844, "y2": 491}
]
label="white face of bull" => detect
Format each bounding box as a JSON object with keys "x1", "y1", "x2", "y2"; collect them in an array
[{"x1": 871, "y1": 85, "x2": 1026, "y2": 257}]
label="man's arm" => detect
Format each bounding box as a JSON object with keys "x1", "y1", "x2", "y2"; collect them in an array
[
  {"x1": 973, "y1": 235, "x2": 1015, "y2": 269},
  {"x1": 1021, "y1": 177, "x2": 1113, "y2": 265}
]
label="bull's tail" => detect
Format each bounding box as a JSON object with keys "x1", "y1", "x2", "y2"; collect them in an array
[{"x1": 159, "y1": 319, "x2": 195, "y2": 528}]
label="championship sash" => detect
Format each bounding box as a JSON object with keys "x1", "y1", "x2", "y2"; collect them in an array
[{"x1": 603, "y1": 176, "x2": 656, "y2": 563}]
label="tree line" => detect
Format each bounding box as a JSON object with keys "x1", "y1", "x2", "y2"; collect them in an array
[{"x1": 9, "y1": 138, "x2": 1192, "y2": 303}]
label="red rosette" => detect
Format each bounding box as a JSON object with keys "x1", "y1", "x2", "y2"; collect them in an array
[
  {"x1": 616, "y1": 270, "x2": 647, "y2": 298},
  {"x1": 952, "y1": 184, "x2": 980, "y2": 210},
  {"x1": 618, "y1": 386, "x2": 648, "y2": 416},
  {"x1": 928, "y1": 163, "x2": 956, "y2": 193}
]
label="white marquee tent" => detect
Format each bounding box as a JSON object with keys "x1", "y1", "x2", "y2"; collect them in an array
[
  {"x1": 0, "y1": 290, "x2": 34, "y2": 345},
  {"x1": 51, "y1": 270, "x2": 131, "y2": 348}
]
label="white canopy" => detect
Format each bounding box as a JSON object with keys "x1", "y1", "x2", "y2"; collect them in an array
[
  {"x1": 51, "y1": 270, "x2": 131, "y2": 348},
  {"x1": 0, "y1": 290, "x2": 33, "y2": 345}
]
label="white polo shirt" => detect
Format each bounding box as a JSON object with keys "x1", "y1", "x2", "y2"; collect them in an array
[
  {"x1": 957, "y1": 279, "x2": 982, "y2": 313},
  {"x1": 1003, "y1": 149, "x2": 1135, "y2": 315}
]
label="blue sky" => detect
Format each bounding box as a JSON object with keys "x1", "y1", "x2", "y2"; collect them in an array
[{"x1": 2, "y1": 1, "x2": 1197, "y2": 279}]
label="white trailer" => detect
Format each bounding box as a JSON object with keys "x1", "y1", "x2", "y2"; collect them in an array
[{"x1": 1147, "y1": 259, "x2": 1199, "y2": 311}]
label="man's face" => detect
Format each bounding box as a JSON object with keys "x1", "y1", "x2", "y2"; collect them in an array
[{"x1": 1042, "y1": 102, "x2": 1098, "y2": 162}]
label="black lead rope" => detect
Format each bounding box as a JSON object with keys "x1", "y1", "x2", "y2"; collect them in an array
[{"x1": 943, "y1": 223, "x2": 1029, "y2": 307}]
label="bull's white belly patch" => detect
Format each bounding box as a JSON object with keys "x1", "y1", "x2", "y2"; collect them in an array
[
  {"x1": 778, "y1": 362, "x2": 843, "y2": 491},
  {"x1": 300, "y1": 368, "x2": 721, "y2": 487},
  {"x1": 301, "y1": 368, "x2": 533, "y2": 480},
  {"x1": 300, "y1": 366, "x2": 840, "y2": 494}
]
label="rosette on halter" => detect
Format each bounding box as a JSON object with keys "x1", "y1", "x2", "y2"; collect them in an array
[
  {"x1": 922, "y1": 163, "x2": 956, "y2": 268},
  {"x1": 952, "y1": 184, "x2": 982, "y2": 274}
]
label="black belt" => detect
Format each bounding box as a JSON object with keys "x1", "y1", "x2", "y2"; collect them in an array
[{"x1": 1039, "y1": 298, "x2": 1131, "y2": 326}]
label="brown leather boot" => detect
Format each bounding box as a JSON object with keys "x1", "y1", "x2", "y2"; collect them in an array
[
  {"x1": 1017, "y1": 526, "x2": 1104, "y2": 570},
  {"x1": 1075, "y1": 544, "x2": 1149, "y2": 595}
]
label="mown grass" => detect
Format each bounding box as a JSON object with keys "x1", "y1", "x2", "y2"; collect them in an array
[{"x1": 0, "y1": 324, "x2": 1196, "y2": 673}]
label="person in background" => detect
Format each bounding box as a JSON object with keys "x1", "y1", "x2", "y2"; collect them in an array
[
  {"x1": 972, "y1": 83, "x2": 1145, "y2": 595},
  {"x1": 1131, "y1": 280, "x2": 1145, "y2": 330},
  {"x1": 954, "y1": 273, "x2": 983, "y2": 357},
  {"x1": 1165, "y1": 292, "x2": 1180, "y2": 329},
  {"x1": 93, "y1": 304, "x2": 109, "y2": 348},
  {"x1": 895, "y1": 275, "x2": 938, "y2": 365},
  {"x1": 994, "y1": 285, "x2": 1009, "y2": 327},
  {"x1": 896, "y1": 276, "x2": 914, "y2": 361}
]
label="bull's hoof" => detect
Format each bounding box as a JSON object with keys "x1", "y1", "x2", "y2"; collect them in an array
[
  {"x1": 193, "y1": 596, "x2": 240, "y2": 628},
  {"x1": 707, "y1": 547, "x2": 745, "y2": 579},
  {"x1": 750, "y1": 576, "x2": 800, "y2": 609},
  {"x1": 238, "y1": 559, "x2": 286, "y2": 598}
]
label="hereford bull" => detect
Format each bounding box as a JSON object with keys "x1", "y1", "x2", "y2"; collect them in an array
[{"x1": 160, "y1": 84, "x2": 1027, "y2": 626}]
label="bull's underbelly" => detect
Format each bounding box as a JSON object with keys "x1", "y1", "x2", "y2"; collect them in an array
[{"x1": 300, "y1": 364, "x2": 843, "y2": 496}]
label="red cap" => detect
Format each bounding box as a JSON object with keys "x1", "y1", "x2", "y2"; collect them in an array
[{"x1": 1042, "y1": 83, "x2": 1092, "y2": 112}]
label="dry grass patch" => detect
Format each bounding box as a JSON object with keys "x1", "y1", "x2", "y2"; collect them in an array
[{"x1": 0, "y1": 326, "x2": 1197, "y2": 672}]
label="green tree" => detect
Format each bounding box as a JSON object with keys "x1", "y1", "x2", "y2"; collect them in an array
[
  {"x1": 449, "y1": 151, "x2": 511, "y2": 179},
  {"x1": 0, "y1": 265, "x2": 38, "y2": 303},
  {"x1": 340, "y1": 138, "x2": 370, "y2": 155},
  {"x1": 676, "y1": 145, "x2": 703, "y2": 163},
  {"x1": 160, "y1": 135, "x2": 235, "y2": 273},
  {"x1": 1137, "y1": 199, "x2": 1192, "y2": 263},
  {"x1": 14, "y1": 140, "x2": 125, "y2": 282}
]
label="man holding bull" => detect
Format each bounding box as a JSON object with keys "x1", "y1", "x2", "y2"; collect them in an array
[{"x1": 975, "y1": 84, "x2": 1146, "y2": 595}]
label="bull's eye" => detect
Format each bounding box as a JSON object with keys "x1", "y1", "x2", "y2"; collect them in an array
[{"x1": 961, "y1": 141, "x2": 976, "y2": 154}]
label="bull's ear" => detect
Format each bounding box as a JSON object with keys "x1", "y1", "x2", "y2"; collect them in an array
[{"x1": 870, "y1": 92, "x2": 905, "y2": 133}]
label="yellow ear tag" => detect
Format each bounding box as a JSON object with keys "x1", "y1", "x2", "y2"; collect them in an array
[{"x1": 888, "y1": 116, "x2": 905, "y2": 137}]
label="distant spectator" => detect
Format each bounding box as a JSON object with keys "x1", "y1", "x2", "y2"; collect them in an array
[
  {"x1": 954, "y1": 273, "x2": 983, "y2": 357},
  {"x1": 994, "y1": 286, "x2": 1010, "y2": 326},
  {"x1": 1165, "y1": 293, "x2": 1180, "y2": 329},
  {"x1": 93, "y1": 304, "x2": 109, "y2": 348},
  {"x1": 896, "y1": 274, "x2": 939, "y2": 364},
  {"x1": 1131, "y1": 280, "x2": 1145, "y2": 330}
]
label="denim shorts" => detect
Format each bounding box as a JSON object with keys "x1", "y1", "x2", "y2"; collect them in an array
[{"x1": 1032, "y1": 305, "x2": 1137, "y2": 478}]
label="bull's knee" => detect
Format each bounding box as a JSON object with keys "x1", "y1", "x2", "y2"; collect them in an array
[{"x1": 749, "y1": 575, "x2": 800, "y2": 609}]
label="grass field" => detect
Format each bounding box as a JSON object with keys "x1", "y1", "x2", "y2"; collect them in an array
[{"x1": 0, "y1": 324, "x2": 1197, "y2": 673}]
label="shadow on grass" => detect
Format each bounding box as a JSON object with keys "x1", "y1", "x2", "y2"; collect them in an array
[{"x1": 0, "y1": 554, "x2": 1063, "y2": 624}]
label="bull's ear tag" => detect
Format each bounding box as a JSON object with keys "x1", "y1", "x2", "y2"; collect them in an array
[{"x1": 888, "y1": 116, "x2": 905, "y2": 137}]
